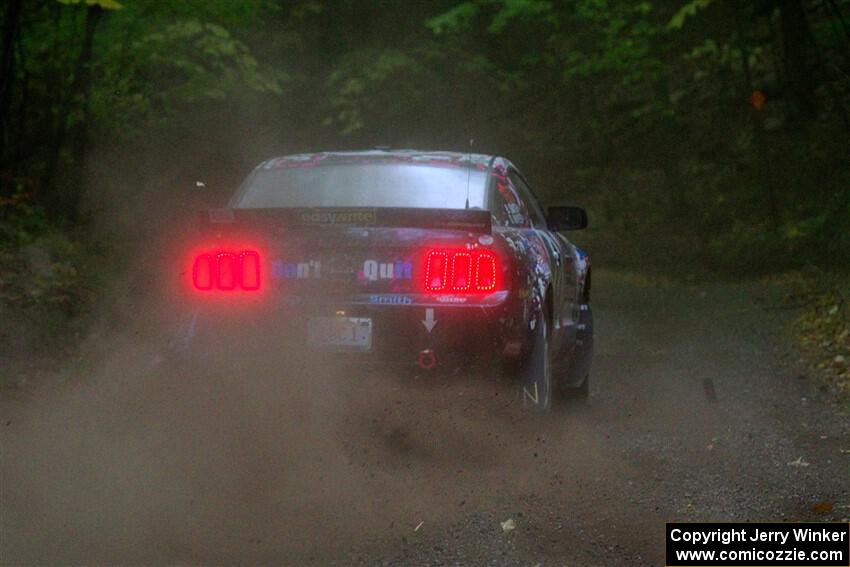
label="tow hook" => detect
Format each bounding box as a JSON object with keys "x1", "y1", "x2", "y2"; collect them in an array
[{"x1": 417, "y1": 349, "x2": 437, "y2": 370}]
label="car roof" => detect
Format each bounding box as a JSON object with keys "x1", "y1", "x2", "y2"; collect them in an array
[{"x1": 258, "y1": 150, "x2": 499, "y2": 171}]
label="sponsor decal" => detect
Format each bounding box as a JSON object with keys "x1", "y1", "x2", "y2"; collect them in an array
[
  {"x1": 273, "y1": 257, "x2": 412, "y2": 282},
  {"x1": 300, "y1": 209, "x2": 376, "y2": 225},
  {"x1": 272, "y1": 260, "x2": 322, "y2": 279},
  {"x1": 359, "y1": 259, "x2": 413, "y2": 282},
  {"x1": 505, "y1": 203, "x2": 526, "y2": 225},
  {"x1": 436, "y1": 296, "x2": 468, "y2": 303},
  {"x1": 368, "y1": 294, "x2": 413, "y2": 305}
]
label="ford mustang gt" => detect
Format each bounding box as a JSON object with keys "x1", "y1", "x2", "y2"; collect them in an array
[{"x1": 178, "y1": 150, "x2": 592, "y2": 411}]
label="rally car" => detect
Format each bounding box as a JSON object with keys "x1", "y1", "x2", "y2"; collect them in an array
[{"x1": 179, "y1": 150, "x2": 592, "y2": 410}]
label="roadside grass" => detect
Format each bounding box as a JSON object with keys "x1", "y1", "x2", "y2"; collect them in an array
[
  {"x1": 779, "y1": 271, "x2": 850, "y2": 403},
  {"x1": 0, "y1": 194, "x2": 113, "y2": 390}
]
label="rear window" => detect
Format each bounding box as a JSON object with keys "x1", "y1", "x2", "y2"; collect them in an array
[{"x1": 235, "y1": 163, "x2": 488, "y2": 209}]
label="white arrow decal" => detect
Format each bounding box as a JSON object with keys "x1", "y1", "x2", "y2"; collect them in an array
[{"x1": 422, "y1": 308, "x2": 437, "y2": 333}]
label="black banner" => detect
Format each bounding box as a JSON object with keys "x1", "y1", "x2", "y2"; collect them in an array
[{"x1": 666, "y1": 523, "x2": 849, "y2": 566}]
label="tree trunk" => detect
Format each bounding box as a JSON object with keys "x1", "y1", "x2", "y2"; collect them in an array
[
  {"x1": 734, "y1": 2, "x2": 781, "y2": 227},
  {"x1": 779, "y1": 0, "x2": 817, "y2": 122},
  {"x1": 70, "y1": 4, "x2": 103, "y2": 172},
  {"x1": 43, "y1": 5, "x2": 75, "y2": 208},
  {"x1": 0, "y1": 0, "x2": 24, "y2": 168},
  {"x1": 45, "y1": 3, "x2": 103, "y2": 219}
]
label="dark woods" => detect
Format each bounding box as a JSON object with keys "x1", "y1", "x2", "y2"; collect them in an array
[{"x1": 0, "y1": 0, "x2": 848, "y2": 274}]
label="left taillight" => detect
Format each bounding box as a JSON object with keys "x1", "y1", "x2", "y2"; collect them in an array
[{"x1": 192, "y1": 250, "x2": 261, "y2": 291}]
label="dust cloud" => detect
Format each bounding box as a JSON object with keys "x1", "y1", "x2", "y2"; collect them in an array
[
  {"x1": 1, "y1": 125, "x2": 712, "y2": 565},
  {"x1": 2, "y1": 299, "x2": 630, "y2": 565}
]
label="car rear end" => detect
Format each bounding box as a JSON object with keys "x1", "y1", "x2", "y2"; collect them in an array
[{"x1": 179, "y1": 152, "x2": 524, "y2": 369}]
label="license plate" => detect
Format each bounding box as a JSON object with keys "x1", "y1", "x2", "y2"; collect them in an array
[{"x1": 307, "y1": 317, "x2": 372, "y2": 351}]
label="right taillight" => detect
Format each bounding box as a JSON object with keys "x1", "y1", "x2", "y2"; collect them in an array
[
  {"x1": 192, "y1": 249, "x2": 261, "y2": 291},
  {"x1": 424, "y1": 249, "x2": 500, "y2": 293}
]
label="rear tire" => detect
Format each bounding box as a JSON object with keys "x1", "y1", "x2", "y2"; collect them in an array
[
  {"x1": 555, "y1": 303, "x2": 593, "y2": 405},
  {"x1": 518, "y1": 310, "x2": 553, "y2": 412},
  {"x1": 562, "y1": 373, "x2": 589, "y2": 403}
]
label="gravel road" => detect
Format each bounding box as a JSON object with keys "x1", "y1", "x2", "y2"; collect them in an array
[{"x1": 2, "y1": 271, "x2": 848, "y2": 565}]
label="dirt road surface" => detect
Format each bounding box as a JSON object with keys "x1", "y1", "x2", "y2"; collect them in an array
[{"x1": 2, "y1": 271, "x2": 849, "y2": 565}]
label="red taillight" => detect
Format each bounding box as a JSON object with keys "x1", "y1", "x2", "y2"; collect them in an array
[
  {"x1": 424, "y1": 249, "x2": 500, "y2": 293},
  {"x1": 425, "y1": 251, "x2": 449, "y2": 291},
  {"x1": 216, "y1": 252, "x2": 238, "y2": 290},
  {"x1": 240, "y1": 251, "x2": 260, "y2": 290},
  {"x1": 192, "y1": 250, "x2": 261, "y2": 291},
  {"x1": 451, "y1": 252, "x2": 472, "y2": 291},
  {"x1": 475, "y1": 251, "x2": 497, "y2": 291},
  {"x1": 192, "y1": 254, "x2": 214, "y2": 290}
]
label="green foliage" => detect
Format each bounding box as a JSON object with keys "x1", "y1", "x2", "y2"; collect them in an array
[
  {"x1": 325, "y1": 48, "x2": 438, "y2": 135},
  {"x1": 667, "y1": 0, "x2": 714, "y2": 30},
  {"x1": 486, "y1": 0, "x2": 554, "y2": 34},
  {"x1": 427, "y1": 2, "x2": 479, "y2": 34},
  {"x1": 90, "y1": 18, "x2": 283, "y2": 134},
  {"x1": 418, "y1": 0, "x2": 848, "y2": 274},
  {"x1": 8, "y1": 0, "x2": 285, "y2": 155},
  {"x1": 0, "y1": 187, "x2": 51, "y2": 248},
  {"x1": 0, "y1": 187, "x2": 99, "y2": 317},
  {"x1": 57, "y1": 0, "x2": 123, "y2": 10}
]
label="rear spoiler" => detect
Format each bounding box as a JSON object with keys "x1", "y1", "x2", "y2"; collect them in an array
[{"x1": 199, "y1": 207, "x2": 492, "y2": 233}]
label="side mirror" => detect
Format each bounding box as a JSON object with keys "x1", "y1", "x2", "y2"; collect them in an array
[{"x1": 547, "y1": 206, "x2": 587, "y2": 231}]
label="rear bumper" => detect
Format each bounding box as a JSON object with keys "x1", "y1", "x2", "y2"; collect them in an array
[
  {"x1": 300, "y1": 303, "x2": 505, "y2": 364},
  {"x1": 183, "y1": 293, "x2": 525, "y2": 368}
]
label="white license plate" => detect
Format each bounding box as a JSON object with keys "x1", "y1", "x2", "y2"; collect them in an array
[{"x1": 307, "y1": 317, "x2": 372, "y2": 351}]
